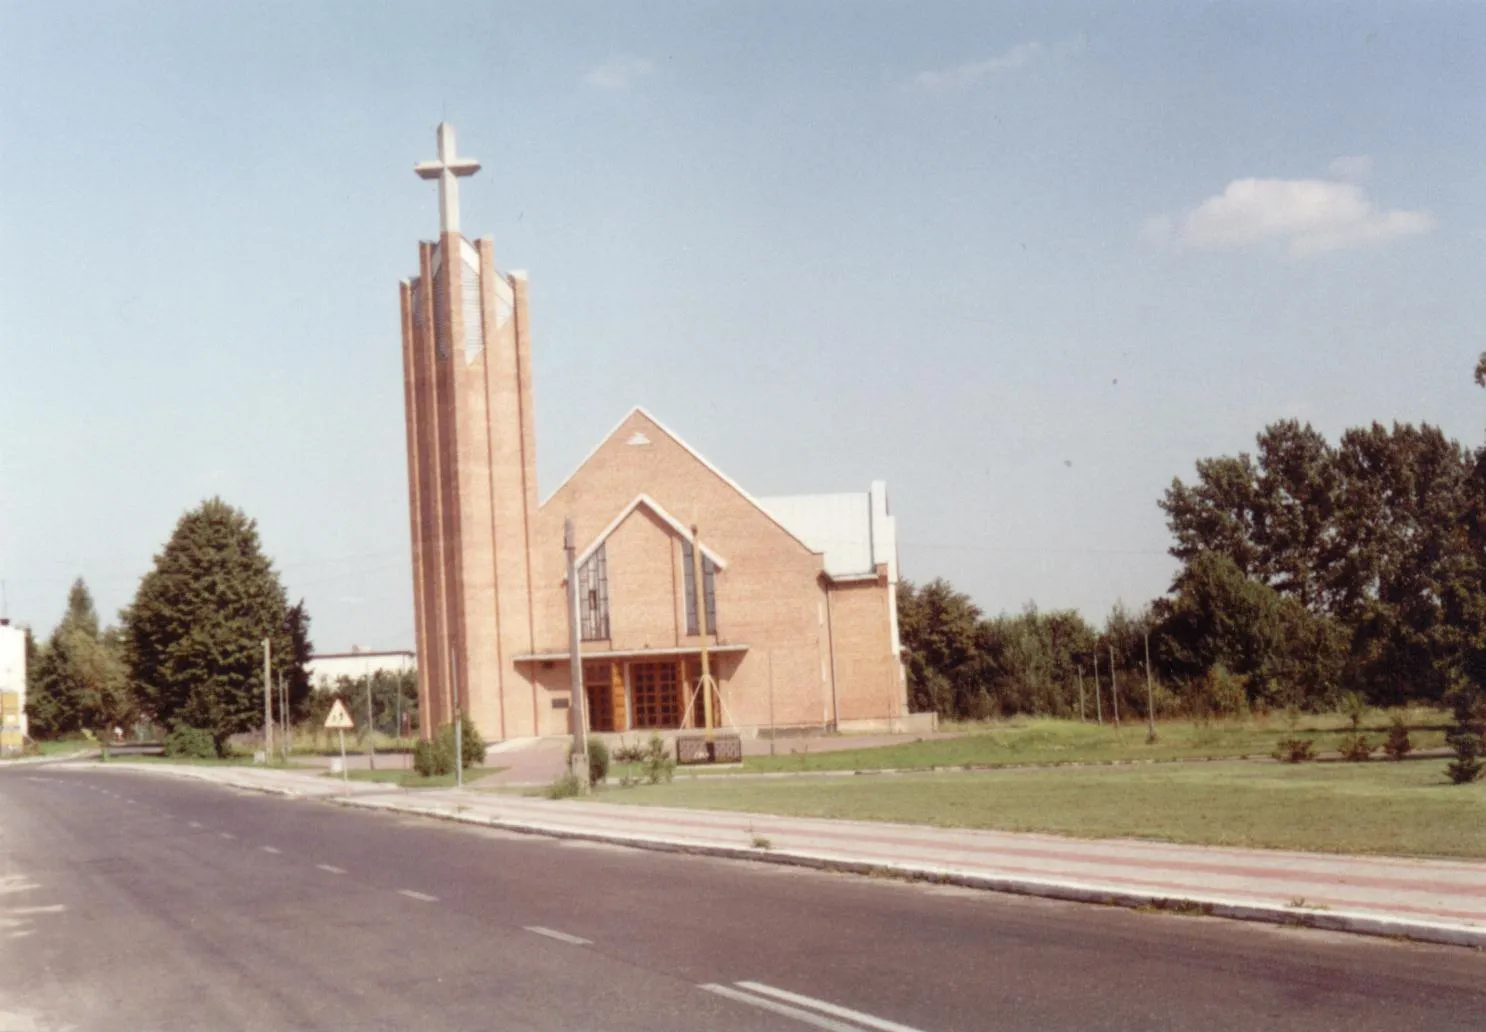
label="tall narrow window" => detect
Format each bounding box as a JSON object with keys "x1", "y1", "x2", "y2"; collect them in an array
[
  {"x1": 682, "y1": 541, "x2": 718, "y2": 635},
  {"x1": 578, "y1": 545, "x2": 610, "y2": 640}
]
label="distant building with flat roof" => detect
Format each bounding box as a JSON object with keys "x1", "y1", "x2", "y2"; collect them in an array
[
  {"x1": 306, "y1": 647, "x2": 415, "y2": 690},
  {"x1": 1, "y1": 620, "x2": 28, "y2": 751}
]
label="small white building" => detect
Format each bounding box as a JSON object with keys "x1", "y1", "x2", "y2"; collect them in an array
[
  {"x1": 306, "y1": 647, "x2": 415, "y2": 690},
  {"x1": 1, "y1": 620, "x2": 28, "y2": 749}
]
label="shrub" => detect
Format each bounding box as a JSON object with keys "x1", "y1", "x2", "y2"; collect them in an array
[
  {"x1": 1192, "y1": 665, "x2": 1249, "y2": 719},
  {"x1": 1383, "y1": 714, "x2": 1413, "y2": 761},
  {"x1": 1445, "y1": 682, "x2": 1485, "y2": 785},
  {"x1": 164, "y1": 725, "x2": 218, "y2": 760},
  {"x1": 412, "y1": 738, "x2": 438, "y2": 777},
  {"x1": 641, "y1": 734, "x2": 675, "y2": 785},
  {"x1": 418, "y1": 715, "x2": 484, "y2": 775},
  {"x1": 1338, "y1": 734, "x2": 1373, "y2": 762},
  {"x1": 1338, "y1": 690, "x2": 1368, "y2": 733},
  {"x1": 586, "y1": 739, "x2": 610, "y2": 787},
  {"x1": 1274, "y1": 736, "x2": 1316, "y2": 763},
  {"x1": 544, "y1": 771, "x2": 582, "y2": 799}
]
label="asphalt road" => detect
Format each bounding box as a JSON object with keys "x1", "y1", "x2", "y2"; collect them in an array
[{"x1": 1, "y1": 767, "x2": 1483, "y2": 1032}]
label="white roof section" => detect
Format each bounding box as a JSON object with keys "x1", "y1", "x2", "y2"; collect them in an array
[
  {"x1": 759, "y1": 481, "x2": 898, "y2": 581},
  {"x1": 576, "y1": 494, "x2": 729, "y2": 570}
]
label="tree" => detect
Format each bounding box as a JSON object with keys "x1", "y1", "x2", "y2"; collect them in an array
[
  {"x1": 124, "y1": 498, "x2": 297, "y2": 755},
  {"x1": 1153, "y1": 552, "x2": 1343, "y2": 710},
  {"x1": 1160, "y1": 418, "x2": 1483, "y2": 706},
  {"x1": 1160, "y1": 454, "x2": 1263, "y2": 578},
  {"x1": 283, "y1": 600, "x2": 315, "y2": 724},
  {"x1": 1250, "y1": 421, "x2": 1339, "y2": 609},
  {"x1": 898, "y1": 579, "x2": 985, "y2": 717},
  {"x1": 1331, "y1": 422, "x2": 1481, "y2": 703},
  {"x1": 26, "y1": 579, "x2": 132, "y2": 739}
]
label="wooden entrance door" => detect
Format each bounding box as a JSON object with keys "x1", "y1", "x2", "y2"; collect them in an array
[
  {"x1": 583, "y1": 661, "x2": 630, "y2": 732},
  {"x1": 631, "y1": 661, "x2": 681, "y2": 729}
]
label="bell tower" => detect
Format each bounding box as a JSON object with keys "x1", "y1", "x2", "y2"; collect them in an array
[{"x1": 399, "y1": 122, "x2": 538, "y2": 742}]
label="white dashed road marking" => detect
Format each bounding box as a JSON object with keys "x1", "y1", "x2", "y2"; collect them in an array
[
  {"x1": 315, "y1": 865, "x2": 346, "y2": 875},
  {"x1": 397, "y1": 890, "x2": 438, "y2": 903},
  {"x1": 188, "y1": 822, "x2": 203, "y2": 829},
  {"x1": 523, "y1": 926, "x2": 592, "y2": 946},
  {"x1": 219, "y1": 833, "x2": 235, "y2": 840},
  {"x1": 700, "y1": 982, "x2": 927, "y2": 1032},
  {"x1": 260, "y1": 846, "x2": 281, "y2": 855}
]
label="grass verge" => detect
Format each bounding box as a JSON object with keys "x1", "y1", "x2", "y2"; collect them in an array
[
  {"x1": 105, "y1": 754, "x2": 314, "y2": 768},
  {"x1": 612, "y1": 758, "x2": 1486, "y2": 858},
  {"x1": 724, "y1": 710, "x2": 1451, "y2": 775},
  {"x1": 326, "y1": 766, "x2": 503, "y2": 788}
]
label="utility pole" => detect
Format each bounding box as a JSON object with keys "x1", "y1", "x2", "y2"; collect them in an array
[
  {"x1": 1093, "y1": 650, "x2": 1103, "y2": 726},
  {"x1": 366, "y1": 673, "x2": 376, "y2": 772},
  {"x1": 564, "y1": 519, "x2": 590, "y2": 792},
  {"x1": 279, "y1": 672, "x2": 290, "y2": 763},
  {"x1": 451, "y1": 651, "x2": 463, "y2": 789},
  {"x1": 395, "y1": 677, "x2": 404, "y2": 769},
  {"x1": 1109, "y1": 645, "x2": 1121, "y2": 728},
  {"x1": 262, "y1": 639, "x2": 273, "y2": 763},
  {"x1": 691, "y1": 524, "x2": 715, "y2": 742},
  {"x1": 1144, "y1": 631, "x2": 1158, "y2": 744},
  {"x1": 1077, "y1": 665, "x2": 1086, "y2": 723}
]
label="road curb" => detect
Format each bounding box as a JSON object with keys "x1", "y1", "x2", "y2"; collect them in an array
[{"x1": 328, "y1": 795, "x2": 1486, "y2": 951}]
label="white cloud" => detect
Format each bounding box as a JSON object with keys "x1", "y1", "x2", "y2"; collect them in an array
[
  {"x1": 584, "y1": 55, "x2": 654, "y2": 91},
  {"x1": 1144, "y1": 173, "x2": 1433, "y2": 258},
  {"x1": 1327, "y1": 154, "x2": 1373, "y2": 180},
  {"x1": 911, "y1": 38, "x2": 1084, "y2": 93}
]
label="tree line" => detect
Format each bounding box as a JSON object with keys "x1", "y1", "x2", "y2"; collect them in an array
[{"x1": 901, "y1": 362, "x2": 1486, "y2": 723}]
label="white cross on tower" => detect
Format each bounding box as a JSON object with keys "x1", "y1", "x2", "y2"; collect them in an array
[{"x1": 414, "y1": 122, "x2": 481, "y2": 236}]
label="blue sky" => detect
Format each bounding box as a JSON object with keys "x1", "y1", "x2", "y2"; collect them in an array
[{"x1": 3, "y1": 2, "x2": 1484, "y2": 651}]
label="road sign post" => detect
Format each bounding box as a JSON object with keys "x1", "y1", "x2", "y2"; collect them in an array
[{"x1": 324, "y1": 697, "x2": 356, "y2": 790}]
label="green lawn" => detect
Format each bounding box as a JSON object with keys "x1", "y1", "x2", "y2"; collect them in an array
[
  {"x1": 611, "y1": 758, "x2": 1486, "y2": 858},
  {"x1": 327, "y1": 765, "x2": 503, "y2": 788},
  {"x1": 36, "y1": 739, "x2": 99, "y2": 757},
  {"x1": 725, "y1": 711, "x2": 1451, "y2": 775}
]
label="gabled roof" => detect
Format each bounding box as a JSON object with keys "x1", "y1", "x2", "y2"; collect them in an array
[
  {"x1": 576, "y1": 494, "x2": 729, "y2": 569},
  {"x1": 544, "y1": 406, "x2": 819, "y2": 555}
]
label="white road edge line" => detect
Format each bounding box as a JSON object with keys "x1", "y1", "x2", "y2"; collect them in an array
[
  {"x1": 736, "y1": 982, "x2": 927, "y2": 1032},
  {"x1": 398, "y1": 890, "x2": 438, "y2": 903},
  {"x1": 523, "y1": 926, "x2": 592, "y2": 946},
  {"x1": 260, "y1": 846, "x2": 281, "y2": 854},
  {"x1": 316, "y1": 864, "x2": 346, "y2": 875},
  {"x1": 699, "y1": 984, "x2": 864, "y2": 1032}
]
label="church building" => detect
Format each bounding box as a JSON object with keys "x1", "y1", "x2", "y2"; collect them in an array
[{"x1": 399, "y1": 124, "x2": 916, "y2": 742}]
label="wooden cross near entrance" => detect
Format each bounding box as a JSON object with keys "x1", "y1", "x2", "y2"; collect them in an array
[{"x1": 414, "y1": 122, "x2": 481, "y2": 235}]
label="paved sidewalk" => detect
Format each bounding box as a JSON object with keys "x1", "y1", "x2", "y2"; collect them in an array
[{"x1": 59, "y1": 759, "x2": 1486, "y2": 949}]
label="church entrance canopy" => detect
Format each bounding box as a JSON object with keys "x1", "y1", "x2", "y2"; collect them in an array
[{"x1": 513, "y1": 644, "x2": 747, "y2": 733}]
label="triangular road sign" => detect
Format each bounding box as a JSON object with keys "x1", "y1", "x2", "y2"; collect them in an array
[{"x1": 324, "y1": 698, "x2": 356, "y2": 730}]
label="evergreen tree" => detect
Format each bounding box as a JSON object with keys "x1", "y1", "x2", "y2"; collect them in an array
[
  {"x1": 124, "y1": 498, "x2": 297, "y2": 755},
  {"x1": 283, "y1": 600, "x2": 315, "y2": 723},
  {"x1": 27, "y1": 579, "x2": 131, "y2": 738}
]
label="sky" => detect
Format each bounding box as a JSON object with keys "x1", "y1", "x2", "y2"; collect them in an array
[{"x1": 3, "y1": 1, "x2": 1485, "y2": 653}]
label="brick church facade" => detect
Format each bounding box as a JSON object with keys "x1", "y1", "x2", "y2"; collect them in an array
[{"x1": 400, "y1": 124, "x2": 913, "y2": 742}]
